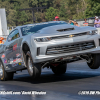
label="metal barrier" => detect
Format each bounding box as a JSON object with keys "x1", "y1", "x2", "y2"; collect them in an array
[{"x1": 0, "y1": 35, "x2": 8, "y2": 39}]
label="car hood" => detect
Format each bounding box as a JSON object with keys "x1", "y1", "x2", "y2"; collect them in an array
[{"x1": 31, "y1": 24, "x2": 96, "y2": 38}]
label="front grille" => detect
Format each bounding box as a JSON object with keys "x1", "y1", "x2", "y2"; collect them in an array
[
  {"x1": 52, "y1": 32, "x2": 88, "y2": 40},
  {"x1": 46, "y1": 41, "x2": 95, "y2": 55}
]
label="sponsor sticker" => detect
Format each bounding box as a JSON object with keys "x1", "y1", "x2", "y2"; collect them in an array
[
  {"x1": 13, "y1": 59, "x2": 16, "y2": 63},
  {"x1": 16, "y1": 53, "x2": 21, "y2": 57},
  {"x1": 11, "y1": 58, "x2": 23, "y2": 64},
  {"x1": 12, "y1": 58, "x2": 22, "y2": 63},
  {"x1": 12, "y1": 63, "x2": 18, "y2": 67},
  {"x1": 19, "y1": 63, "x2": 21, "y2": 65},
  {"x1": 1, "y1": 54, "x2": 5, "y2": 58},
  {"x1": 16, "y1": 58, "x2": 19, "y2": 63},
  {"x1": 13, "y1": 43, "x2": 17, "y2": 51},
  {"x1": 16, "y1": 58, "x2": 22, "y2": 63},
  {"x1": 4, "y1": 59, "x2": 7, "y2": 63}
]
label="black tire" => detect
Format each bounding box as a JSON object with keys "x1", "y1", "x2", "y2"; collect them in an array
[
  {"x1": 87, "y1": 54, "x2": 100, "y2": 69},
  {"x1": 26, "y1": 51, "x2": 41, "y2": 79},
  {"x1": 0, "y1": 61, "x2": 14, "y2": 81},
  {"x1": 22, "y1": 51, "x2": 27, "y2": 67},
  {"x1": 50, "y1": 63, "x2": 67, "y2": 75}
]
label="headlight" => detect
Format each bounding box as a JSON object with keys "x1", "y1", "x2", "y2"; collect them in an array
[
  {"x1": 92, "y1": 30, "x2": 98, "y2": 35},
  {"x1": 34, "y1": 37, "x2": 52, "y2": 42},
  {"x1": 87, "y1": 30, "x2": 98, "y2": 35}
]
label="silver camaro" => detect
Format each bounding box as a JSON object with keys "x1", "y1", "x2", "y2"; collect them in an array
[{"x1": 0, "y1": 21, "x2": 100, "y2": 81}]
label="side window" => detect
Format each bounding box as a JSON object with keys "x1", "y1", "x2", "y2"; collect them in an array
[{"x1": 7, "y1": 30, "x2": 20, "y2": 42}]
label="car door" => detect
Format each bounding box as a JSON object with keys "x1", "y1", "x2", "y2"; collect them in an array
[{"x1": 5, "y1": 29, "x2": 22, "y2": 66}]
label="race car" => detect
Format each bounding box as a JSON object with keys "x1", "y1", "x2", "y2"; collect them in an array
[{"x1": 0, "y1": 21, "x2": 100, "y2": 81}]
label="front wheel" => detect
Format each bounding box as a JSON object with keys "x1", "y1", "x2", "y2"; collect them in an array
[
  {"x1": 0, "y1": 61, "x2": 14, "y2": 81},
  {"x1": 26, "y1": 51, "x2": 41, "y2": 79},
  {"x1": 50, "y1": 63, "x2": 67, "y2": 75},
  {"x1": 87, "y1": 54, "x2": 100, "y2": 69}
]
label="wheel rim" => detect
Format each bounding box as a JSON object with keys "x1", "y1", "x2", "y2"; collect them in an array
[
  {"x1": 28, "y1": 57, "x2": 33, "y2": 74},
  {"x1": 0, "y1": 63, "x2": 3, "y2": 78},
  {"x1": 87, "y1": 54, "x2": 93, "y2": 64}
]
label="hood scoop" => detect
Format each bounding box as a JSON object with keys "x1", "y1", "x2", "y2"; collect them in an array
[{"x1": 57, "y1": 27, "x2": 74, "y2": 32}]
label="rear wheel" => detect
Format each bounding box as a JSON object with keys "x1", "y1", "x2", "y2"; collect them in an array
[
  {"x1": 87, "y1": 54, "x2": 100, "y2": 69},
  {"x1": 26, "y1": 51, "x2": 41, "y2": 79},
  {"x1": 0, "y1": 61, "x2": 14, "y2": 81},
  {"x1": 50, "y1": 63, "x2": 67, "y2": 75}
]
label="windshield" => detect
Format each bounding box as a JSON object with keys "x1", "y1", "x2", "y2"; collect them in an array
[{"x1": 21, "y1": 22, "x2": 67, "y2": 36}]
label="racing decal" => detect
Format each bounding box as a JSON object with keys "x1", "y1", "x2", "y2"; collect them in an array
[
  {"x1": 16, "y1": 58, "x2": 22, "y2": 63},
  {"x1": 18, "y1": 63, "x2": 21, "y2": 65},
  {"x1": 8, "y1": 58, "x2": 23, "y2": 65},
  {"x1": 12, "y1": 62, "x2": 22, "y2": 67},
  {"x1": 12, "y1": 63, "x2": 18, "y2": 67},
  {"x1": 13, "y1": 43, "x2": 17, "y2": 51},
  {"x1": 16, "y1": 53, "x2": 21, "y2": 57},
  {"x1": 18, "y1": 58, "x2": 22, "y2": 62},
  {"x1": 13, "y1": 58, "x2": 22, "y2": 64},
  {"x1": 1, "y1": 54, "x2": 5, "y2": 58},
  {"x1": 13, "y1": 59, "x2": 16, "y2": 63},
  {"x1": 4, "y1": 59, "x2": 7, "y2": 63}
]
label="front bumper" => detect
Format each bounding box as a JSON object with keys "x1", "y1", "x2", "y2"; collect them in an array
[{"x1": 32, "y1": 35, "x2": 100, "y2": 63}]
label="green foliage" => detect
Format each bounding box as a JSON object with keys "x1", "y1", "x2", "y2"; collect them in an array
[
  {"x1": 85, "y1": 0, "x2": 100, "y2": 18},
  {"x1": 0, "y1": 0, "x2": 99, "y2": 26},
  {"x1": 59, "y1": 4, "x2": 66, "y2": 17},
  {"x1": 45, "y1": 7, "x2": 58, "y2": 21}
]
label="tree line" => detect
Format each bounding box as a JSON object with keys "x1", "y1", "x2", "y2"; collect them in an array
[{"x1": 0, "y1": 0, "x2": 100, "y2": 27}]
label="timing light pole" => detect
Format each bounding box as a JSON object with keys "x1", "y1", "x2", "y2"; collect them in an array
[{"x1": 19, "y1": 7, "x2": 47, "y2": 23}]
